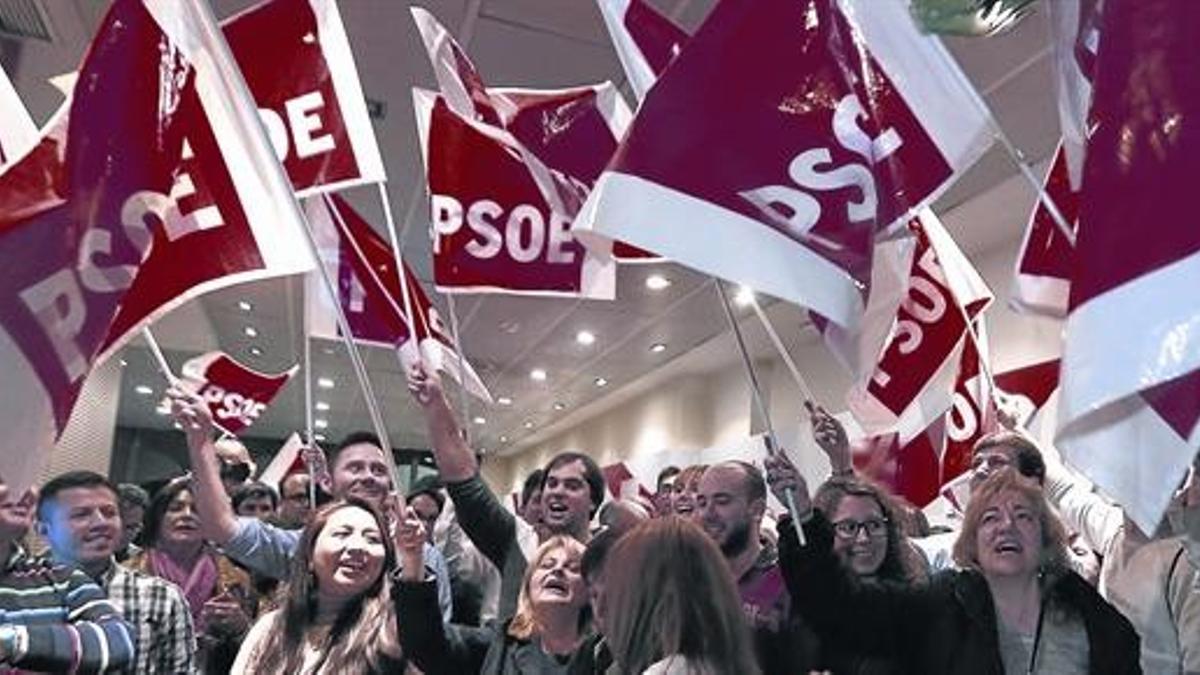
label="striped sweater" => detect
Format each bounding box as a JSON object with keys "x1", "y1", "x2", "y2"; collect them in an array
[{"x1": 0, "y1": 549, "x2": 133, "y2": 673}]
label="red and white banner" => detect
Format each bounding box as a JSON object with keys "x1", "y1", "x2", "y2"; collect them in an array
[
  {"x1": 411, "y1": 7, "x2": 656, "y2": 268},
  {"x1": 178, "y1": 352, "x2": 298, "y2": 435},
  {"x1": 848, "y1": 210, "x2": 993, "y2": 435},
  {"x1": 414, "y1": 89, "x2": 616, "y2": 298},
  {"x1": 596, "y1": 0, "x2": 688, "y2": 103},
  {"x1": 0, "y1": 64, "x2": 37, "y2": 169},
  {"x1": 305, "y1": 194, "x2": 492, "y2": 402},
  {"x1": 575, "y1": 0, "x2": 992, "y2": 334},
  {"x1": 1047, "y1": 0, "x2": 1102, "y2": 188},
  {"x1": 1058, "y1": 0, "x2": 1200, "y2": 534},
  {"x1": 0, "y1": 0, "x2": 313, "y2": 492},
  {"x1": 940, "y1": 322, "x2": 994, "y2": 486},
  {"x1": 258, "y1": 432, "x2": 307, "y2": 488},
  {"x1": 852, "y1": 420, "x2": 945, "y2": 508},
  {"x1": 1011, "y1": 143, "x2": 1077, "y2": 318}
]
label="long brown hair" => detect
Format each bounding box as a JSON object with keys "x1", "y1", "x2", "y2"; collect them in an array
[
  {"x1": 813, "y1": 475, "x2": 927, "y2": 585},
  {"x1": 249, "y1": 498, "x2": 402, "y2": 674},
  {"x1": 603, "y1": 517, "x2": 760, "y2": 675}
]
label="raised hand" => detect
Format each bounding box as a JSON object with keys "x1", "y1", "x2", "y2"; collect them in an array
[
  {"x1": 807, "y1": 401, "x2": 850, "y2": 472},
  {"x1": 405, "y1": 359, "x2": 441, "y2": 407},
  {"x1": 168, "y1": 387, "x2": 214, "y2": 449},
  {"x1": 763, "y1": 450, "x2": 812, "y2": 518},
  {"x1": 390, "y1": 497, "x2": 427, "y2": 582}
]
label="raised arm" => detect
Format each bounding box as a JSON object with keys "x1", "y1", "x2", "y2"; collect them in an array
[
  {"x1": 808, "y1": 402, "x2": 853, "y2": 477},
  {"x1": 169, "y1": 388, "x2": 238, "y2": 544},
  {"x1": 406, "y1": 360, "x2": 477, "y2": 481}
]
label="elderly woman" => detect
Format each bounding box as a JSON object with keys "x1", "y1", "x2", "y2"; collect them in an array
[
  {"x1": 396, "y1": 517, "x2": 592, "y2": 675},
  {"x1": 767, "y1": 455, "x2": 1140, "y2": 674}
]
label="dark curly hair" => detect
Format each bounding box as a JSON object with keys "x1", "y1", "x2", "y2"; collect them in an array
[{"x1": 813, "y1": 475, "x2": 927, "y2": 586}]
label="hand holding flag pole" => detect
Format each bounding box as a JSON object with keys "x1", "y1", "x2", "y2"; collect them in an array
[{"x1": 142, "y1": 326, "x2": 238, "y2": 440}]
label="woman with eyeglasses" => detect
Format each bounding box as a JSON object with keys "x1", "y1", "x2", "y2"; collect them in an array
[{"x1": 810, "y1": 476, "x2": 927, "y2": 674}]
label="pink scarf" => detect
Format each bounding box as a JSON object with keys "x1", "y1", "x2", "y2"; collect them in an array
[{"x1": 147, "y1": 548, "x2": 219, "y2": 631}]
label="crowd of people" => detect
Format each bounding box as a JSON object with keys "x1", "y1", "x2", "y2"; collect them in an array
[{"x1": 0, "y1": 359, "x2": 1196, "y2": 673}]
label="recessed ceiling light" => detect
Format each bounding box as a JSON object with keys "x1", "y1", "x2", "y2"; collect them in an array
[
  {"x1": 650, "y1": 342, "x2": 667, "y2": 353},
  {"x1": 645, "y1": 274, "x2": 672, "y2": 291},
  {"x1": 315, "y1": 401, "x2": 330, "y2": 412},
  {"x1": 244, "y1": 326, "x2": 258, "y2": 338},
  {"x1": 594, "y1": 377, "x2": 608, "y2": 388},
  {"x1": 134, "y1": 385, "x2": 154, "y2": 396},
  {"x1": 530, "y1": 368, "x2": 547, "y2": 382},
  {"x1": 523, "y1": 420, "x2": 534, "y2": 429},
  {"x1": 497, "y1": 396, "x2": 513, "y2": 406},
  {"x1": 317, "y1": 377, "x2": 335, "y2": 389},
  {"x1": 735, "y1": 285, "x2": 755, "y2": 307},
  {"x1": 314, "y1": 419, "x2": 329, "y2": 429},
  {"x1": 314, "y1": 433, "x2": 327, "y2": 442},
  {"x1": 119, "y1": 359, "x2": 128, "y2": 367},
  {"x1": 322, "y1": 346, "x2": 337, "y2": 356},
  {"x1": 500, "y1": 435, "x2": 509, "y2": 443},
  {"x1": 237, "y1": 300, "x2": 253, "y2": 312},
  {"x1": 553, "y1": 402, "x2": 566, "y2": 411},
  {"x1": 155, "y1": 402, "x2": 171, "y2": 416},
  {"x1": 472, "y1": 416, "x2": 486, "y2": 425},
  {"x1": 575, "y1": 330, "x2": 596, "y2": 346},
  {"x1": 249, "y1": 345, "x2": 263, "y2": 357}
]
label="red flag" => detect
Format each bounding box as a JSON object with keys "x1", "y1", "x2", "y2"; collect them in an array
[
  {"x1": 852, "y1": 422, "x2": 944, "y2": 508},
  {"x1": 941, "y1": 326, "x2": 994, "y2": 485},
  {"x1": 848, "y1": 211, "x2": 993, "y2": 435},
  {"x1": 1011, "y1": 144, "x2": 1077, "y2": 318},
  {"x1": 575, "y1": 0, "x2": 992, "y2": 334},
  {"x1": 0, "y1": 0, "x2": 312, "y2": 492},
  {"x1": 178, "y1": 352, "x2": 298, "y2": 435},
  {"x1": 1058, "y1": 0, "x2": 1200, "y2": 533},
  {"x1": 596, "y1": 0, "x2": 689, "y2": 103},
  {"x1": 305, "y1": 194, "x2": 492, "y2": 402}
]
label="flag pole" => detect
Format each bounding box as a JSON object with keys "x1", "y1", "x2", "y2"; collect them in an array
[
  {"x1": 184, "y1": 0, "x2": 397, "y2": 480},
  {"x1": 141, "y1": 327, "x2": 179, "y2": 386},
  {"x1": 302, "y1": 308, "x2": 317, "y2": 509},
  {"x1": 746, "y1": 296, "x2": 820, "y2": 411},
  {"x1": 374, "y1": 183, "x2": 473, "y2": 445},
  {"x1": 714, "y1": 281, "x2": 806, "y2": 545}
]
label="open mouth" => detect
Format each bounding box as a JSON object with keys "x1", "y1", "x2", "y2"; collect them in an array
[
  {"x1": 337, "y1": 556, "x2": 369, "y2": 576},
  {"x1": 541, "y1": 577, "x2": 570, "y2": 597},
  {"x1": 173, "y1": 521, "x2": 200, "y2": 533},
  {"x1": 993, "y1": 540, "x2": 1023, "y2": 555},
  {"x1": 544, "y1": 501, "x2": 569, "y2": 521}
]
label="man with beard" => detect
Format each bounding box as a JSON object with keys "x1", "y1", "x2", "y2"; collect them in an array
[
  {"x1": 168, "y1": 389, "x2": 453, "y2": 620},
  {"x1": 38, "y1": 471, "x2": 194, "y2": 674},
  {"x1": 697, "y1": 461, "x2": 821, "y2": 674}
]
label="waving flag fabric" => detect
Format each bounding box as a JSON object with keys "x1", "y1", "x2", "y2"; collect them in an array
[
  {"x1": 1011, "y1": 144, "x2": 1077, "y2": 318},
  {"x1": 0, "y1": 64, "x2": 38, "y2": 169},
  {"x1": 178, "y1": 352, "x2": 299, "y2": 435},
  {"x1": 595, "y1": 0, "x2": 688, "y2": 103},
  {"x1": 575, "y1": 0, "x2": 992, "y2": 335}
]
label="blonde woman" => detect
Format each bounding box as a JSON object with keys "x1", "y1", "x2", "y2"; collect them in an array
[
  {"x1": 231, "y1": 498, "x2": 408, "y2": 674},
  {"x1": 603, "y1": 517, "x2": 760, "y2": 674},
  {"x1": 767, "y1": 460, "x2": 1141, "y2": 674},
  {"x1": 396, "y1": 513, "x2": 591, "y2": 674}
]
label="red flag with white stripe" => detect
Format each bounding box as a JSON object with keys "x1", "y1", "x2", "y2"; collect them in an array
[
  {"x1": 1057, "y1": 0, "x2": 1200, "y2": 534},
  {"x1": 178, "y1": 352, "x2": 298, "y2": 435},
  {"x1": 575, "y1": 0, "x2": 992, "y2": 337},
  {"x1": 1011, "y1": 143, "x2": 1077, "y2": 318},
  {"x1": 0, "y1": 0, "x2": 313, "y2": 493},
  {"x1": 305, "y1": 194, "x2": 492, "y2": 402},
  {"x1": 847, "y1": 210, "x2": 993, "y2": 435}
]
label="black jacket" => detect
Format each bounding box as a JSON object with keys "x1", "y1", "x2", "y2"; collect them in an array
[{"x1": 777, "y1": 512, "x2": 1142, "y2": 675}]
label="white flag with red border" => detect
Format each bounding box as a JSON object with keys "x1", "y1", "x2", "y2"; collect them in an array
[
  {"x1": 0, "y1": 0, "x2": 314, "y2": 493},
  {"x1": 575, "y1": 0, "x2": 992, "y2": 337},
  {"x1": 0, "y1": 64, "x2": 37, "y2": 169}
]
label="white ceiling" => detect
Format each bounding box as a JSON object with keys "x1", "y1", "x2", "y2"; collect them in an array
[{"x1": 0, "y1": 0, "x2": 1061, "y2": 458}]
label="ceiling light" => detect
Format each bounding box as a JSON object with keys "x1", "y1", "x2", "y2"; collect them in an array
[
  {"x1": 530, "y1": 368, "x2": 547, "y2": 382},
  {"x1": 553, "y1": 402, "x2": 566, "y2": 411},
  {"x1": 155, "y1": 402, "x2": 171, "y2": 416},
  {"x1": 594, "y1": 377, "x2": 608, "y2": 388},
  {"x1": 119, "y1": 359, "x2": 128, "y2": 367},
  {"x1": 314, "y1": 419, "x2": 329, "y2": 430},
  {"x1": 244, "y1": 326, "x2": 258, "y2": 338},
  {"x1": 134, "y1": 385, "x2": 154, "y2": 396},
  {"x1": 249, "y1": 346, "x2": 263, "y2": 357},
  {"x1": 497, "y1": 396, "x2": 513, "y2": 406},
  {"x1": 472, "y1": 416, "x2": 486, "y2": 425},
  {"x1": 650, "y1": 342, "x2": 667, "y2": 353},
  {"x1": 322, "y1": 346, "x2": 337, "y2": 356},
  {"x1": 500, "y1": 435, "x2": 509, "y2": 443},
  {"x1": 315, "y1": 401, "x2": 330, "y2": 412},
  {"x1": 317, "y1": 377, "x2": 335, "y2": 389},
  {"x1": 523, "y1": 420, "x2": 534, "y2": 429},
  {"x1": 645, "y1": 274, "x2": 672, "y2": 291},
  {"x1": 735, "y1": 285, "x2": 755, "y2": 307},
  {"x1": 575, "y1": 330, "x2": 596, "y2": 346},
  {"x1": 314, "y1": 433, "x2": 327, "y2": 442},
  {"x1": 237, "y1": 300, "x2": 252, "y2": 312}
]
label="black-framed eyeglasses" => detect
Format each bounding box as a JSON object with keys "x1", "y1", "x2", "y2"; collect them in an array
[
  {"x1": 832, "y1": 518, "x2": 888, "y2": 540},
  {"x1": 220, "y1": 463, "x2": 251, "y2": 483}
]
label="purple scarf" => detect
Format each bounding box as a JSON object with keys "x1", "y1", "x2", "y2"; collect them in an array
[{"x1": 147, "y1": 548, "x2": 219, "y2": 630}]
